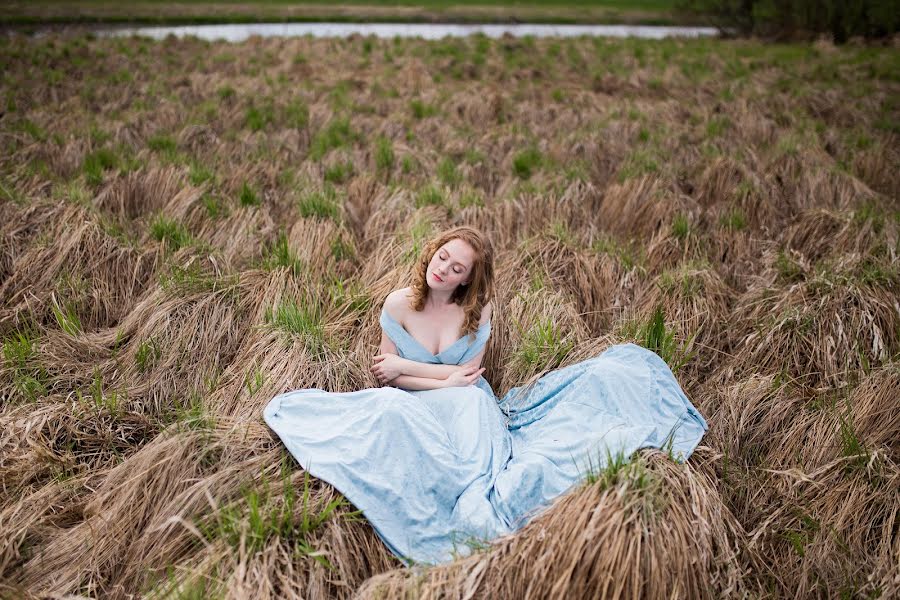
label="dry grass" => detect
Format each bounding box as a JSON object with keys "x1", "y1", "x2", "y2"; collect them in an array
[{"x1": 0, "y1": 31, "x2": 897, "y2": 599}]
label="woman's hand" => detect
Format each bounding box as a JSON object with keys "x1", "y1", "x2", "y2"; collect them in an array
[
  {"x1": 444, "y1": 366, "x2": 486, "y2": 388},
  {"x1": 370, "y1": 353, "x2": 405, "y2": 385}
]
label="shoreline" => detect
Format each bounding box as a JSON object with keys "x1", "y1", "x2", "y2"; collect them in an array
[{"x1": 0, "y1": 3, "x2": 709, "y2": 30}]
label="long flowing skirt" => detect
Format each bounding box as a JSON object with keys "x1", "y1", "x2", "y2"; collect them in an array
[{"x1": 263, "y1": 343, "x2": 708, "y2": 565}]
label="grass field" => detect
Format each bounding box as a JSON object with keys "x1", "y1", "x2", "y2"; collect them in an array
[
  {"x1": 0, "y1": 29, "x2": 898, "y2": 599},
  {"x1": 0, "y1": 0, "x2": 688, "y2": 26}
]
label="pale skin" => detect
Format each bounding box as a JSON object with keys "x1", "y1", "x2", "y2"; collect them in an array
[{"x1": 370, "y1": 238, "x2": 492, "y2": 391}]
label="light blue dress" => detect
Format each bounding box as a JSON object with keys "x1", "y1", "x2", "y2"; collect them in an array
[{"x1": 263, "y1": 308, "x2": 708, "y2": 565}]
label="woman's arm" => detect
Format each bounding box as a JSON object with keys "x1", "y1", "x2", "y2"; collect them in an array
[
  {"x1": 384, "y1": 357, "x2": 458, "y2": 380},
  {"x1": 390, "y1": 366, "x2": 485, "y2": 391},
  {"x1": 389, "y1": 374, "x2": 449, "y2": 391},
  {"x1": 395, "y1": 346, "x2": 485, "y2": 379},
  {"x1": 372, "y1": 333, "x2": 456, "y2": 384}
]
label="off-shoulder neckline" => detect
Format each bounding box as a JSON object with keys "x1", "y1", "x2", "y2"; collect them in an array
[{"x1": 380, "y1": 308, "x2": 490, "y2": 357}]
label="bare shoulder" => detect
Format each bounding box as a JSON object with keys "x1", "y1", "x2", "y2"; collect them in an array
[
  {"x1": 480, "y1": 300, "x2": 493, "y2": 325},
  {"x1": 383, "y1": 287, "x2": 413, "y2": 320}
]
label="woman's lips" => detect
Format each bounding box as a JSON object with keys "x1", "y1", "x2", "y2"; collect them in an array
[{"x1": 432, "y1": 272, "x2": 443, "y2": 282}]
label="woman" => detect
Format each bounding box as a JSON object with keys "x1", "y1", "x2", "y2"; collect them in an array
[
  {"x1": 263, "y1": 226, "x2": 708, "y2": 566},
  {"x1": 369, "y1": 226, "x2": 494, "y2": 393}
]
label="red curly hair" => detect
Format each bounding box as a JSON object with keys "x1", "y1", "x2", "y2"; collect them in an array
[{"x1": 409, "y1": 226, "x2": 494, "y2": 339}]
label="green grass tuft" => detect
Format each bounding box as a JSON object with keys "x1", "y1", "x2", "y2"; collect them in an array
[
  {"x1": 263, "y1": 232, "x2": 305, "y2": 276},
  {"x1": 323, "y1": 160, "x2": 354, "y2": 184},
  {"x1": 147, "y1": 134, "x2": 178, "y2": 157},
  {"x1": 297, "y1": 187, "x2": 340, "y2": 221},
  {"x1": 414, "y1": 184, "x2": 445, "y2": 209},
  {"x1": 51, "y1": 297, "x2": 82, "y2": 336},
  {"x1": 720, "y1": 206, "x2": 747, "y2": 231},
  {"x1": 239, "y1": 181, "x2": 260, "y2": 207},
  {"x1": 150, "y1": 214, "x2": 192, "y2": 250},
  {"x1": 410, "y1": 98, "x2": 438, "y2": 120},
  {"x1": 671, "y1": 213, "x2": 691, "y2": 240},
  {"x1": 309, "y1": 117, "x2": 355, "y2": 161},
  {"x1": 265, "y1": 299, "x2": 326, "y2": 357},
  {"x1": 83, "y1": 147, "x2": 117, "y2": 186},
  {"x1": 135, "y1": 336, "x2": 162, "y2": 374},
  {"x1": 513, "y1": 316, "x2": 574, "y2": 370},
  {"x1": 437, "y1": 157, "x2": 462, "y2": 187},
  {"x1": 197, "y1": 460, "x2": 358, "y2": 566},
  {"x1": 619, "y1": 306, "x2": 695, "y2": 374},
  {"x1": 512, "y1": 147, "x2": 542, "y2": 180},
  {"x1": 2, "y1": 329, "x2": 49, "y2": 403},
  {"x1": 374, "y1": 136, "x2": 395, "y2": 175}
]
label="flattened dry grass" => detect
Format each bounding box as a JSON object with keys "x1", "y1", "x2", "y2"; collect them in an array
[{"x1": 1, "y1": 31, "x2": 898, "y2": 599}]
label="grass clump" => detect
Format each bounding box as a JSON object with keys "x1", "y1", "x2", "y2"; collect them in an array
[
  {"x1": 51, "y1": 296, "x2": 82, "y2": 336},
  {"x1": 262, "y1": 232, "x2": 304, "y2": 276},
  {"x1": 150, "y1": 214, "x2": 192, "y2": 250},
  {"x1": 512, "y1": 147, "x2": 542, "y2": 180},
  {"x1": 217, "y1": 85, "x2": 235, "y2": 101},
  {"x1": 298, "y1": 187, "x2": 340, "y2": 222},
  {"x1": 197, "y1": 461, "x2": 358, "y2": 567},
  {"x1": 285, "y1": 99, "x2": 310, "y2": 130},
  {"x1": 617, "y1": 148, "x2": 660, "y2": 182},
  {"x1": 2, "y1": 329, "x2": 49, "y2": 403},
  {"x1": 780, "y1": 510, "x2": 820, "y2": 558},
  {"x1": 851, "y1": 200, "x2": 885, "y2": 234},
  {"x1": 621, "y1": 306, "x2": 695, "y2": 375},
  {"x1": 592, "y1": 234, "x2": 645, "y2": 272},
  {"x1": 657, "y1": 262, "x2": 707, "y2": 297},
  {"x1": 328, "y1": 276, "x2": 370, "y2": 314},
  {"x1": 330, "y1": 236, "x2": 355, "y2": 262},
  {"x1": 459, "y1": 189, "x2": 485, "y2": 209},
  {"x1": 188, "y1": 161, "x2": 215, "y2": 186},
  {"x1": 415, "y1": 184, "x2": 445, "y2": 209},
  {"x1": 201, "y1": 193, "x2": 227, "y2": 219},
  {"x1": 265, "y1": 299, "x2": 326, "y2": 357},
  {"x1": 671, "y1": 213, "x2": 692, "y2": 240},
  {"x1": 75, "y1": 368, "x2": 125, "y2": 414},
  {"x1": 135, "y1": 336, "x2": 162, "y2": 374},
  {"x1": 159, "y1": 263, "x2": 239, "y2": 297},
  {"x1": 245, "y1": 101, "x2": 275, "y2": 131},
  {"x1": 401, "y1": 155, "x2": 417, "y2": 175},
  {"x1": 720, "y1": 206, "x2": 747, "y2": 231},
  {"x1": 837, "y1": 400, "x2": 871, "y2": 473},
  {"x1": 147, "y1": 134, "x2": 178, "y2": 159},
  {"x1": 775, "y1": 250, "x2": 805, "y2": 283},
  {"x1": 437, "y1": 157, "x2": 462, "y2": 188},
  {"x1": 309, "y1": 117, "x2": 355, "y2": 161},
  {"x1": 238, "y1": 181, "x2": 260, "y2": 207},
  {"x1": 410, "y1": 98, "x2": 438, "y2": 119},
  {"x1": 513, "y1": 317, "x2": 574, "y2": 371},
  {"x1": 402, "y1": 218, "x2": 435, "y2": 264},
  {"x1": 374, "y1": 135, "x2": 394, "y2": 175},
  {"x1": 323, "y1": 160, "x2": 354, "y2": 185},
  {"x1": 82, "y1": 147, "x2": 117, "y2": 186},
  {"x1": 581, "y1": 448, "x2": 650, "y2": 491}
]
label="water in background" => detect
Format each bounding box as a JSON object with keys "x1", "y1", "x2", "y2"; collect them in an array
[{"x1": 102, "y1": 23, "x2": 718, "y2": 42}]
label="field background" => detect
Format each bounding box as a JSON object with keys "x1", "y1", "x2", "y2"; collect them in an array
[
  {"x1": 1, "y1": 21, "x2": 899, "y2": 600},
  {"x1": 1, "y1": 0, "x2": 687, "y2": 26}
]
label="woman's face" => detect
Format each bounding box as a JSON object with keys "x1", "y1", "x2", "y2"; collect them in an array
[{"x1": 426, "y1": 238, "x2": 476, "y2": 292}]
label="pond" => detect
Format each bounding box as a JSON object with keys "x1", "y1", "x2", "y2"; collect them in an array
[{"x1": 101, "y1": 23, "x2": 719, "y2": 42}]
